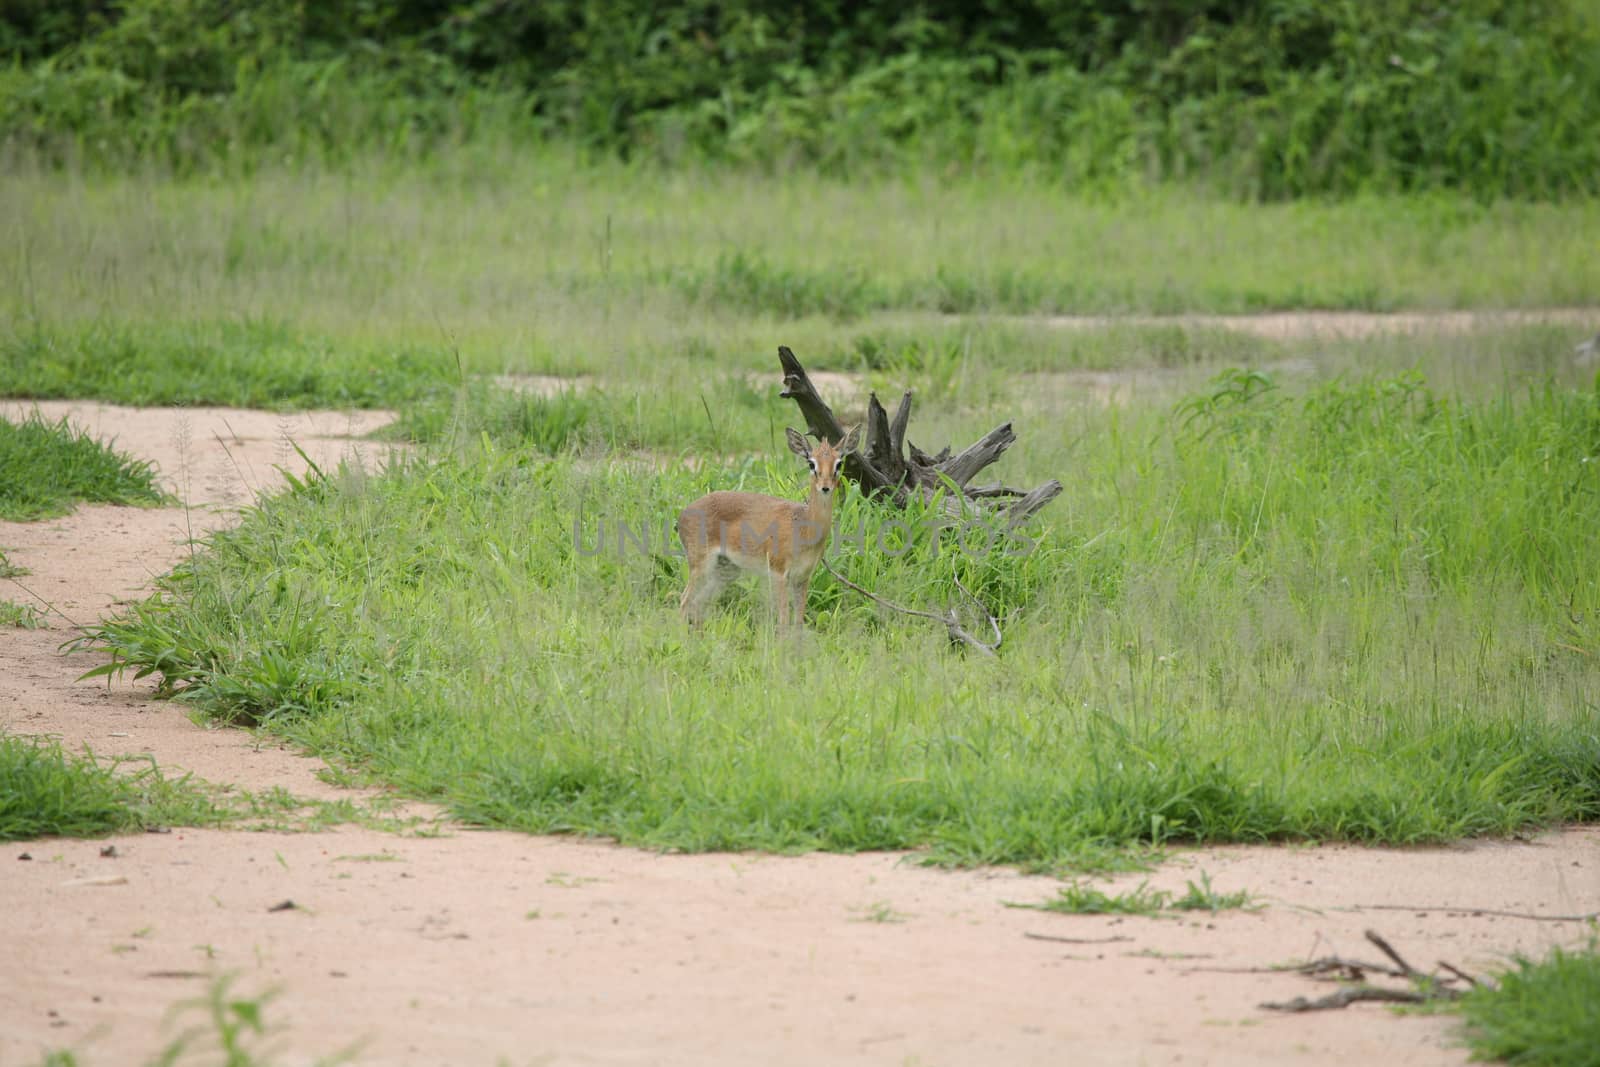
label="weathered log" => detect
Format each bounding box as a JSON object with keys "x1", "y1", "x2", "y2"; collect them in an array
[
  {"x1": 1007, "y1": 481, "x2": 1064, "y2": 527},
  {"x1": 863, "y1": 393, "x2": 901, "y2": 485},
  {"x1": 887, "y1": 391, "x2": 912, "y2": 464},
  {"x1": 779, "y1": 345, "x2": 906, "y2": 505},
  {"x1": 938, "y1": 423, "x2": 1016, "y2": 488},
  {"x1": 775, "y1": 345, "x2": 1060, "y2": 522}
]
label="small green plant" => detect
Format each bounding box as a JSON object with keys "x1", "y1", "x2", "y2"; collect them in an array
[
  {"x1": 852, "y1": 900, "x2": 911, "y2": 924},
  {"x1": 0, "y1": 597, "x2": 45, "y2": 629},
  {"x1": 1017, "y1": 872, "x2": 1255, "y2": 917},
  {"x1": 1170, "y1": 871, "x2": 1257, "y2": 914},
  {"x1": 1457, "y1": 941, "x2": 1600, "y2": 1067},
  {"x1": 0, "y1": 549, "x2": 25, "y2": 578},
  {"x1": 1019, "y1": 880, "x2": 1175, "y2": 917}
]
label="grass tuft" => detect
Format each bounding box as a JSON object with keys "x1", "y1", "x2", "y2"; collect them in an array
[
  {"x1": 0, "y1": 735, "x2": 226, "y2": 841},
  {"x1": 0, "y1": 411, "x2": 169, "y2": 521},
  {"x1": 1458, "y1": 941, "x2": 1600, "y2": 1067},
  {"x1": 0, "y1": 321, "x2": 455, "y2": 411},
  {"x1": 1013, "y1": 871, "x2": 1255, "y2": 917},
  {"x1": 0, "y1": 597, "x2": 45, "y2": 628}
]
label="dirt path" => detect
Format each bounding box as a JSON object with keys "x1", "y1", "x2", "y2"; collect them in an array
[
  {"x1": 2, "y1": 394, "x2": 1597, "y2": 1067},
  {"x1": 1034, "y1": 307, "x2": 1600, "y2": 340}
]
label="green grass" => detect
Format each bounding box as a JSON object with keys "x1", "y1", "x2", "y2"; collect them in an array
[
  {"x1": 0, "y1": 320, "x2": 458, "y2": 411},
  {"x1": 1458, "y1": 942, "x2": 1600, "y2": 1067},
  {"x1": 73, "y1": 365, "x2": 1600, "y2": 868},
  {"x1": 1016, "y1": 880, "x2": 1175, "y2": 917},
  {"x1": 1013, "y1": 871, "x2": 1255, "y2": 916},
  {"x1": 4, "y1": 167, "x2": 1599, "y2": 360},
  {"x1": 0, "y1": 734, "x2": 226, "y2": 840},
  {"x1": 0, "y1": 411, "x2": 170, "y2": 520},
  {"x1": 38, "y1": 971, "x2": 354, "y2": 1067},
  {"x1": 4, "y1": 156, "x2": 1596, "y2": 873},
  {"x1": 0, "y1": 596, "x2": 45, "y2": 628}
]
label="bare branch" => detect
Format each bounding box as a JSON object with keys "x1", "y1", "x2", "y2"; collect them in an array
[
  {"x1": 1364, "y1": 929, "x2": 1425, "y2": 981},
  {"x1": 821, "y1": 560, "x2": 999, "y2": 656},
  {"x1": 887, "y1": 391, "x2": 912, "y2": 462},
  {"x1": 939, "y1": 423, "x2": 1016, "y2": 488},
  {"x1": 1361, "y1": 903, "x2": 1599, "y2": 923},
  {"x1": 1262, "y1": 987, "x2": 1437, "y2": 1012}
]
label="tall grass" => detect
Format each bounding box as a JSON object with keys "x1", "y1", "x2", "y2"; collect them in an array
[
  {"x1": 78, "y1": 369, "x2": 1600, "y2": 866},
  {"x1": 0, "y1": 320, "x2": 456, "y2": 410},
  {"x1": 4, "y1": 165, "x2": 1599, "y2": 369}
]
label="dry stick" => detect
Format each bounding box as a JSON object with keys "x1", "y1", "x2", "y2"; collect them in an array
[
  {"x1": 3, "y1": 574, "x2": 84, "y2": 630},
  {"x1": 1301, "y1": 956, "x2": 1410, "y2": 980},
  {"x1": 213, "y1": 430, "x2": 258, "y2": 501},
  {"x1": 1362, "y1": 903, "x2": 1599, "y2": 923},
  {"x1": 1024, "y1": 932, "x2": 1135, "y2": 945},
  {"x1": 952, "y1": 573, "x2": 1003, "y2": 650},
  {"x1": 1182, "y1": 956, "x2": 1408, "y2": 979},
  {"x1": 1262, "y1": 987, "x2": 1432, "y2": 1013},
  {"x1": 1256, "y1": 932, "x2": 1473, "y2": 1014},
  {"x1": 1437, "y1": 960, "x2": 1483, "y2": 989},
  {"x1": 1364, "y1": 928, "x2": 1425, "y2": 981},
  {"x1": 819, "y1": 560, "x2": 1000, "y2": 656}
]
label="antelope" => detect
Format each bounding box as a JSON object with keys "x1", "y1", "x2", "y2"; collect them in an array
[{"x1": 677, "y1": 425, "x2": 861, "y2": 630}]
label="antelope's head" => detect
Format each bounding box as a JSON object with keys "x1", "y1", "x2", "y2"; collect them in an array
[{"x1": 786, "y1": 425, "x2": 860, "y2": 498}]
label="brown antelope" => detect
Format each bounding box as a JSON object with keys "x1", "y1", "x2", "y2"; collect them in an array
[{"x1": 677, "y1": 425, "x2": 861, "y2": 630}]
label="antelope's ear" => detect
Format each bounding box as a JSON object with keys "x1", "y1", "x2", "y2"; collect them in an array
[
  {"x1": 785, "y1": 427, "x2": 812, "y2": 458},
  {"x1": 839, "y1": 424, "x2": 862, "y2": 454}
]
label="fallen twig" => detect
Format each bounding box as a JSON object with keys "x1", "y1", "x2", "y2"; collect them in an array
[
  {"x1": 821, "y1": 559, "x2": 1001, "y2": 655},
  {"x1": 1364, "y1": 928, "x2": 1425, "y2": 981},
  {"x1": 1262, "y1": 987, "x2": 1433, "y2": 1012},
  {"x1": 1301, "y1": 955, "x2": 1411, "y2": 981},
  {"x1": 1258, "y1": 931, "x2": 1473, "y2": 1013},
  {"x1": 1024, "y1": 932, "x2": 1135, "y2": 945},
  {"x1": 1437, "y1": 960, "x2": 1484, "y2": 989},
  {"x1": 1361, "y1": 903, "x2": 1599, "y2": 923},
  {"x1": 1180, "y1": 956, "x2": 1406, "y2": 979}
]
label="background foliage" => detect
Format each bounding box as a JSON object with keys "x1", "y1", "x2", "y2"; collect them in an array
[{"x1": 3, "y1": 0, "x2": 1598, "y2": 198}]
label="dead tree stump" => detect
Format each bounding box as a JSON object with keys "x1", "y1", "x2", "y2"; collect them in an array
[{"x1": 777, "y1": 345, "x2": 1062, "y2": 526}]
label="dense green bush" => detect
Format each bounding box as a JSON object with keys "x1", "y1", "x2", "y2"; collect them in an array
[{"x1": 3, "y1": 1, "x2": 1598, "y2": 198}]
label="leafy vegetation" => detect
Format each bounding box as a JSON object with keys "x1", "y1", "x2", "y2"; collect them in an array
[
  {"x1": 3, "y1": 1, "x2": 1598, "y2": 199},
  {"x1": 0, "y1": 597, "x2": 45, "y2": 628},
  {"x1": 73, "y1": 365, "x2": 1600, "y2": 867},
  {"x1": 0, "y1": 410, "x2": 169, "y2": 520},
  {"x1": 1458, "y1": 942, "x2": 1600, "y2": 1067},
  {"x1": 0, "y1": 734, "x2": 225, "y2": 840}
]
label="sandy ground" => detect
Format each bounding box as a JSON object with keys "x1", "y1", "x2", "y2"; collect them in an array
[
  {"x1": 2, "y1": 370, "x2": 1598, "y2": 1066},
  {"x1": 1036, "y1": 307, "x2": 1600, "y2": 340}
]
